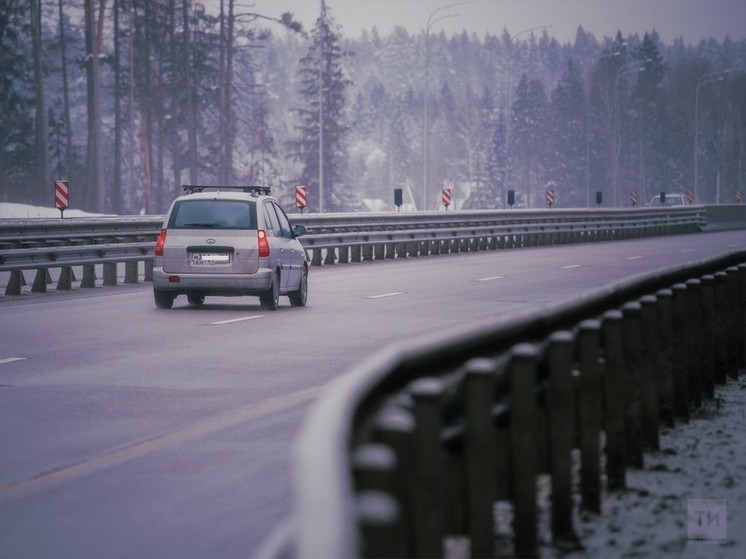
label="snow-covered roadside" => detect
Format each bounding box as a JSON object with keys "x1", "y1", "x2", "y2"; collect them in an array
[
  {"x1": 0, "y1": 202, "x2": 108, "y2": 218},
  {"x1": 551, "y1": 374, "x2": 746, "y2": 559}
]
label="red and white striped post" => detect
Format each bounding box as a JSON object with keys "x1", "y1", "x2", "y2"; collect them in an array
[
  {"x1": 630, "y1": 192, "x2": 638, "y2": 206},
  {"x1": 441, "y1": 188, "x2": 452, "y2": 210},
  {"x1": 686, "y1": 191, "x2": 694, "y2": 205},
  {"x1": 546, "y1": 188, "x2": 555, "y2": 207},
  {"x1": 55, "y1": 180, "x2": 69, "y2": 218},
  {"x1": 295, "y1": 185, "x2": 307, "y2": 213}
]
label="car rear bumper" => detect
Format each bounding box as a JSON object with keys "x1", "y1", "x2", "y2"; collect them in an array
[{"x1": 152, "y1": 267, "x2": 273, "y2": 293}]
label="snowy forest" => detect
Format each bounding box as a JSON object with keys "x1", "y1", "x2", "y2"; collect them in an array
[{"x1": 2, "y1": 0, "x2": 746, "y2": 214}]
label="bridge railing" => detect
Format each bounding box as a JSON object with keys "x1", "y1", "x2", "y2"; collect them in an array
[
  {"x1": 274, "y1": 251, "x2": 746, "y2": 559},
  {"x1": 0, "y1": 207, "x2": 706, "y2": 296}
]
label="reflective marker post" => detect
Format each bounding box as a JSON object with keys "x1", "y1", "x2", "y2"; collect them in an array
[{"x1": 55, "y1": 180, "x2": 69, "y2": 218}]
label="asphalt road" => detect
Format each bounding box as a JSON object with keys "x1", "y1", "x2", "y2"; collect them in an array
[{"x1": 1, "y1": 231, "x2": 744, "y2": 559}]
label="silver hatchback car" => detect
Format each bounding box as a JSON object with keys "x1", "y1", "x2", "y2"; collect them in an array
[{"x1": 153, "y1": 186, "x2": 308, "y2": 309}]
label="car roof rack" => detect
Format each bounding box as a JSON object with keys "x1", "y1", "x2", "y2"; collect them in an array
[{"x1": 182, "y1": 185, "x2": 271, "y2": 196}]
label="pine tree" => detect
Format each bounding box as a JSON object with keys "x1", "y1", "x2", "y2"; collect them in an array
[
  {"x1": 290, "y1": 0, "x2": 354, "y2": 212},
  {"x1": 511, "y1": 74, "x2": 548, "y2": 207},
  {"x1": 548, "y1": 59, "x2": 587, "y2": 206}
]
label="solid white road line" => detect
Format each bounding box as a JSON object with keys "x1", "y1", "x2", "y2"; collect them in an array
[{"x1": 210, "y1": 315, "x2": 265, "y2": 325}]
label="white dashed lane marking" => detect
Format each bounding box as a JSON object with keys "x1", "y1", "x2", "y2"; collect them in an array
[
  {"x1": 561, "y1": 264, "x2": 581, "y2": 269},
  {"x1": 209, "y1": 315, "x2": 265, "y2": 325},
  {"x1": 477, "y1": 276, "x2": 505, "y2": 282},
  {"x1": 0, "y1": 358, "x2": 26, "y2": 366},
  {"x1": 366, "y1": 292, "x2": 404, "y2": 299}
]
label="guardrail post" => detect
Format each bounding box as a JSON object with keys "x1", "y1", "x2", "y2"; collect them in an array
[
  {"x1": 373, "y1": 407, "x2": 415, "y2": 556},
  {"x1": 57, "y1": 266, "x2": 73, "y2": 290},
  {"x1": 601, "y1": 310, "x2": 627, "y2": 490},
  {"x1": 621, "y1": 302, "x2": 644, "y2": 467},
  {"x1": 547, "y1": 331, "x2": 579, "y2": 542},
  {"x1": 700, "y1": 276, "x2": 716, "y2": 399},
  {"x1": 124, "y1": 261, "x2": 139, "y2": 284},
  {"x1": 385, "y1": 241, "x2": 396, "y2": 260},
  {"x1": 144, "y1": 259, "x2": 153, "y2": 282},
  {"x1": 409, "y1": 378, "x2": 445, "y2": 558},
  {"x1": 639, "y1": 295, "x2": 661, "y2": 450},
  {"x1": 725, "y1": 267, "x2": 740, "y2": 374},
  {"x1": 684, "y1": 279, "x2": 703, "y2": 407},
  {"x1": 81, "y1": 264, "x2": 97, "y2": 288},
  {"x1": 103, "y1": 262, "x2": 118, "y2": 286},
  {"x1": 353, "y1": 444, "x2": 406, "y2": 558},
  {"x1": 357, "y1": 491, "x2": 402, "y2": 559},
  {"x1": 578, "y1": 320, "x2": 602, "y2": 513},
  {"x1": 738, "y1": 264, "x2": 746, "y2": 370},
  {"x1": 311, "y1": 248, "x2": 322, "y2": 266},
  {"x1": 670, "y1": 284, "x2": 691, "y2": 420},
  {"x1": 31, "y1": 269, "x2": 51, "y2": 293},
  {"x1": 509, "y1": 343, "x2": 539, "y2": 559},
  {"x1": 5, "y1": 270, "x2": 24, "y2": 295},
  {"x1": 463, "y1": 358, "x2": 497, "y2": 558},
  {"x1": 712, "y1": 272, "x2": 728, "y2": 384},
  {"x1": 655, "y1": 289, "x2": 675, "y2": 426}
]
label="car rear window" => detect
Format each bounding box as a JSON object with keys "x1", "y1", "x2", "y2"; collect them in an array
[{"x1": 168, "y1": 200, "x2": 257, "y2": 230}]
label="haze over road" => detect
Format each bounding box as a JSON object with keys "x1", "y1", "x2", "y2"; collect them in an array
[{"x1": 1, "y1": 230, "x2": 743, "y2": 558}]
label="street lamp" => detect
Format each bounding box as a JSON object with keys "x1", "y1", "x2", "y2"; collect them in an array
[
  {"x1": 422, "y1": 1, "x2": 469, "y2": 211},
  {"x1": 504, "y1": 24, "x2": 551, "y2": 208},
  {"x1": 694, "y1": 70, "x2": 728, "y2": 202},
  {"x1": 586, "y1": 49, "x2": 622, "y2": 207},
  {"x1": 612, "y1": 59, "x2": 647, "y2": 206}
]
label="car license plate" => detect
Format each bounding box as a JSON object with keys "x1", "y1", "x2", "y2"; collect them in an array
[{"x1": 190, "y1": 252, "x2": 230, "y2": 265}]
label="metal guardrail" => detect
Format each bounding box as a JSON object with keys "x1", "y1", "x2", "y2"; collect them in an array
[
  {"x1": 276, "y1": 252, "x2": 746, "y2": 559},
  {"x1": 0, "y1": 207, "x2": 707, "y2": 296}
]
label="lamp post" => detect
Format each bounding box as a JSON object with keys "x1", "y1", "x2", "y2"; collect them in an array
[
  {"x1": 694, "y1": 70, "x2": 728, "y2": 202},
  {"x1": 586, "y1": 49, "x2": 622, "y2": 207},
  {"x1": 612, "y1": 59, "x2": 647, "y2": 206},
  {"x1": 504, "y1": 24, "x2": 551, "y2": 208},
  {"x1": 423, "y1": 1, "x2": 469, "y2": 211}
]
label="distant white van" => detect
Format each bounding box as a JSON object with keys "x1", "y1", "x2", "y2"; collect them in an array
[{"x1": 647, "y1": 193, "x2": 689, "y2": 206}]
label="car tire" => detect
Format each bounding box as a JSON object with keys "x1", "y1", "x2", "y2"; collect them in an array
[
  {"x1": 154, "y1": 288, "x2": 175, "y2": 309},
  {"x1": 260, "y1": 271, "x2": 280, "y2": 310},
  {"x1": 289, "y1": 266, "x2": 308, "y2": 307},
  {"x1": 187, "y1": 293, "x2": 205, "y2": 306}
]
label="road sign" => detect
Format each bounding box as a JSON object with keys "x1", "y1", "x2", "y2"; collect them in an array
[
  {"x1": 441, "y1": 188, "x2": 452, "y2": 209},
  {"x1": 295, "y1": 186, "x2": 307, "y2": 211},
  {"x1": 55, "y1": 180, "x2": 69, "y2": 217}
]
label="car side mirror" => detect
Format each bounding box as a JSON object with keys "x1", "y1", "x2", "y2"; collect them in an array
[{"x1": 293, "y1": 224, "x2": 307, "y2": 237}]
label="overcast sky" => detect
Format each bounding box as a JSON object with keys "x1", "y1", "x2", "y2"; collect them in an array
[{"x1": 237, "y1": 0, "x2": 746, "y2": 45}]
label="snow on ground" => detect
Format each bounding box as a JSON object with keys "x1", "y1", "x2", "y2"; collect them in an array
[
  {"x1": 0, "y1": 202, "x2": 109, "y2": 219},
  {"x1": 545, "y1": 374, "x2": 746, "y2": 559}
]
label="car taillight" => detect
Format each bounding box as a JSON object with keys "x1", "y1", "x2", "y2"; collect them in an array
[
  {"x1": 155, "y1": 229, "x2": 167, "y2": 256},
  {"x1": 258, "y1": 230, "x2": 270, "y2": 257}
]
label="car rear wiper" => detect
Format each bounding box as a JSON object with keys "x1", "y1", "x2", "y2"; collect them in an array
[{"x1": 181, "y1": 223, "x2": 216, "y2": 228}]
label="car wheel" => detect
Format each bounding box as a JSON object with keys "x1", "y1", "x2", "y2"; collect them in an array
[
  {"x1": 260, "y1": 271, "x2": 280, "y2": 310},
  {"x1": 289, "y1": 267, "x2": 308, "y2": 307},
  {"x1": 154, "y1": 287, "x2": 175, "y2": 309},
  {"x1": 187, "y1": 293, "x2": 205, "y2": 306}
]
